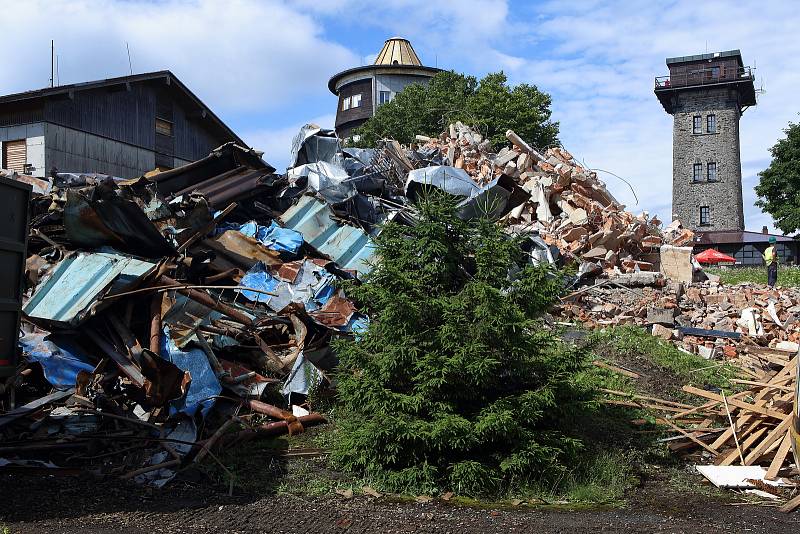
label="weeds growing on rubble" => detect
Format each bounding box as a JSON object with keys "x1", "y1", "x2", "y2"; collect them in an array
[
  {"x1": 330, "y1": 193, "x2": 591, "y2": 496},
  {"x1": 590, "y1": 326, "x2": 740, "y2": 392}
]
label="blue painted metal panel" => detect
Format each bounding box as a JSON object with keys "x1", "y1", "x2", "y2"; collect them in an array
[
  {"x1": 23, "y1": 252, "x2": 156, "y2": 325},
  {"x1": 279, "y1": 195, "x2": 375, "y2": 277}
]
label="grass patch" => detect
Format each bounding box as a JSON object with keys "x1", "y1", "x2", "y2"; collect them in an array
[
  {"x1": 706, "y1": 265, "x2": 800, "y2": 287},
  {"x1": 590, "y1": 325, "x2": 741, "y2": 392}
]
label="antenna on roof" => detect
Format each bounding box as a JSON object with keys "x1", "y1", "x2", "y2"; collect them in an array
[
  {"x1": 126, "y1": 42, "x2": 133, "y2": 76},
  {"x1": 56, "y1": 54, "x2": 60, "y2": 86},
  {"x1": 50, "y1": 40, "x2": 54, "y2": 88}
]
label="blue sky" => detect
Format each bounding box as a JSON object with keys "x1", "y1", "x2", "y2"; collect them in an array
[{"x1": 1, "y1": 0, "x2": 798, "y2": 232}]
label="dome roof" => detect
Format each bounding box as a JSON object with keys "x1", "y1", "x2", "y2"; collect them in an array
[{"x1": 373, "y1": 37, "x2": 423, "y2": 66}]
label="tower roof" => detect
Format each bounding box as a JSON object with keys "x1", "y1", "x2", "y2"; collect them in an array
[{"x1": 373, "y1": 37, "x2": 422, "y2": 66}]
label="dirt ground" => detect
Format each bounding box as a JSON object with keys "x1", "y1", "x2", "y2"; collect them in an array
[{"x1": 1, "y1": 471, "x2": 797, "y2": 534}]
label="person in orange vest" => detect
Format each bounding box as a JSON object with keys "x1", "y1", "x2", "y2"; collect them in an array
[{"x1": 763, "y1": 236, "x2": 778, "y2": 287}]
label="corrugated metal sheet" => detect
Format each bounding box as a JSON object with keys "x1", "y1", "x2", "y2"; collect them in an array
[
  {"x1": 0, "y1": 175, "x2": 31, "y2": 376},
  {"x1": 23, "y1": 252, "x2": 156, "y2": 326},
  {"x1": 150, "y1": 143, "x2": 276, "y2": 209},
  {"x1": 279, "y1": 195, "x2": 375, "y2": 278}
]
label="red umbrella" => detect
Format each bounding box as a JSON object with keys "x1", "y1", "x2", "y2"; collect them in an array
[{"x1": 695, "y1": 248, "x2": 737, "y2": 264}]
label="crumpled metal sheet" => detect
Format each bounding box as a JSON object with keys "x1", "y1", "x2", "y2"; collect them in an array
[
  {"x1": 238, "y1": 259, "x2": 335, "y2": 313},
  {"x1": 279, "y1": 195, "x2": 376, "y2": 278},
  {"x1": 405, "y1": 165, "x2": 481, "y2": 200},
  {"x1": 405, "y1": 166, "x2": 519, "y2": 220},
  {"x1": 159, "y1": 329, "x2": 221, "y2": 417},
  {"x1": 281, "y1": 352, "x2": 322, "y2": 403},
  {"x1": 289, "y1": 124, "x2": 342, "y2": 168},
  {"x1": 215, "y1": 220, "x2": 303, "y2": 256},
  {"x1": 64, "y1": 187, "x2": 176, "y2": 258},
  {"x1": 150, "y1": 142, "x2": 276, "y2": 205},
  {"x1": 23, "y1": 252, "x2": 156, "y2": 326},
  {"x1": 204, "y1": 230, "x2": 282, "y2": 269},
  {"x1": 19, "y1": 332, "x2": 95, "y2": 390},
  {"x1": 287, "y1": 161, "x2": 356, "y2": 204}
]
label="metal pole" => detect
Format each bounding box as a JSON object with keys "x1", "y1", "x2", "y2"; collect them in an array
[{"x1": 50, "y1": 40, "x2": 54, "y2": 88}]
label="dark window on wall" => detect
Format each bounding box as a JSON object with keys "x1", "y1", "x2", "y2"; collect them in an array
[
  {"x1": 693, "y1": 115, "x2": 702, "y2": 134},
  {"x1": 707, "y1": 162, "x2": 717, "y2": 181},
  {"x1": 707, "y1": 114, "x2": 716, "y2": 133},
  {"x1": 700, "y1": 206, "x2": 710, "y2": 225},
  {"x1": 711, "y1": 66, "x2": 720, "y2": 78},
  {"x1": 693, "y1": 163, "x2": 702, "y2": 182},
  {"x1": 379, "y1": 91, "x2": 391, "y2": 105}
]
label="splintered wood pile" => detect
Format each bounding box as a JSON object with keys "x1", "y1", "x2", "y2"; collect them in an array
[
  {"x1": 418, "y1": 122, "x2": 692, "y2": 273},
  {"x1": 604, "y1": 352, "x2": 800, "y2": 511}
]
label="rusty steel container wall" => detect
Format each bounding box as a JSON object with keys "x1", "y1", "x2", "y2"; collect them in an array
[
  {"x1": 279, "y1": 195, "x2": 375, "y2": 278},
  {"x1": 0, "y1": 176, "x2": 32, "y2": 376}
]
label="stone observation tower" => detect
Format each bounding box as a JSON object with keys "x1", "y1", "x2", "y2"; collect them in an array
[
  {"x1": 655, "y1": 50, "x2": 757, "y2": 231},
  {"x1": 328, "y1": 37, "x2": 440, "y2": 138}
]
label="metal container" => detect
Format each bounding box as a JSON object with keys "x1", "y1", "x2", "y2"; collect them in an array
[{"x1": 0, "y1": 176, "x2": 31, "y2": 377}]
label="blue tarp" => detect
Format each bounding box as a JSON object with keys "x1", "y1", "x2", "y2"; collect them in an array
[
  {"x1": 238, "y1": 260, "x2": 336, "y2": 313},
  {"x1": 20, "y1": 333, "x2": 95, "y2": 390},
  {"x1": 159, "y1": 329, "x2": 221, "y2": 417},
  {"x1": 214, "y1": 220, "x2": 303, "y2": 256}
]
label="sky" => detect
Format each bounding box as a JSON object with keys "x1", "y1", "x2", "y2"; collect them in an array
[{"x1": 0, "y1": 0, "x2": 797, "y2": 232}]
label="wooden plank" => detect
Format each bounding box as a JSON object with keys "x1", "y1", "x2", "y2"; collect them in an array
[
  {"x1": 0, "y1": 389, "x2": 75, "y2": 428},
  {"x1": 600, "y1": 388, "x2": 695, "y2": 409},
  {"x1": 766, "y1": 432, "x2": 793, "y2": 480},
  {"x1": 719, "y1": 427, "x2": 767, "y2": 466},
  {"x1": 744, "y1": 417, "x2": 792, "y2": 465},
  {"x1": 682, "y1": 386, "x2": 789, "y2": 420},
  {"x1": 593, "y1": 360, "x2": 639, "y2": 378},
  {"x1": 779, "y1": 492, "x2": 800, "y2": 513},
  {"x1": 657, "y1": 417, "x2": 720, "y2": 454},
  {"x1": 729, "y1": 379, "x2": 792, "y2": 392}
]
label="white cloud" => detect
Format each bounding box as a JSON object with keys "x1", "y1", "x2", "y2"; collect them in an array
[{"x1": 0, "y1": 0, "x2": 357, "y2": 115}]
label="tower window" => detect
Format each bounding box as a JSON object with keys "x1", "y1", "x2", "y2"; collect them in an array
[
  {"x1": 351, "y1": 93, "x2": 362, "y2": 108},
  {"x1": 700, "y1": 206, "x2": 710, "y2": 226},
  {"x1": 342, "y1": 96, "x2": 351, "y2": 111},
  {"x1": 707, "y1": 114, "x2": 716, "y2": 133},
  {"x1": 693, "y1": 115, "x2": 702, "y2": 134},
  {"x1": 379, "y1": 91, "x2": 391, "y2": 105},
  {"x1": 693, "y1": 163, "x2": 702, "y2": 182},
  {"x1": 710, "y1": 66, "x2": 720, "y2": 78},
  {"x1": 707, "y1": 162, "x2": 717, "y2": 181}
]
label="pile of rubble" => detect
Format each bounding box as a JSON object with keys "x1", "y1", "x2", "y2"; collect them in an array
[
  {"x1": 1, "y1": 140, "x2": 371, "y2": 487},
  {"x1": 560, "y1": 279, "x2": 800, "y2": 366},
  {"x1": 415, "y1": 122, "x2": 694, "y2": 273},
  {"x1": 564, "y1": 275, "x2": 800, "y2": 509},
  {"x1": 0, "y1": 118, "x2": 765, "y2": 489}
]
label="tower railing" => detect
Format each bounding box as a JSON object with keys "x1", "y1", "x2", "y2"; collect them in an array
[{"x1": 655, "y1": 66, "x2": 753, "y2": 89}]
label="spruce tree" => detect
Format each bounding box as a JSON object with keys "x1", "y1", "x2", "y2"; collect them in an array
[{"x1": 331, "y1": 194, "x2": 587, "y2": 495}]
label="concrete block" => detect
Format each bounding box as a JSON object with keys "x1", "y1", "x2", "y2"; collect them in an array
[
  {"x1": 660, "y1": 244, "x2": 694, "y2": 283},
  {"x1": 647, "y1": 307, "x2": 676, "y2": 326}
]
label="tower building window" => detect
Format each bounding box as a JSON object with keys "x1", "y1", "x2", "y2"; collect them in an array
[
  {"x1": 693, "y1": 163, "x2": 702, "y2": 182},
  {"x1": 700, "y1": 206, "x2": 710, "y2": 226},
  {"x1": 379, "y1": 91, "x2": 391, "y2": 105},
  {"x1": 342, "y1": 97, "x2": 350, "y2": 111},
  {"x1": 351, "y1": 93, "x2": 362, "y2": 108},
  {"x1": 707, "y1": 162, "x2": 717, "y2": 181},
  {"x1": 707, "y1": 114, "x2": 716, "y2": 133},
  {"x1": 693, "y1": 115, "x2": 702, "y2": 134}
]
